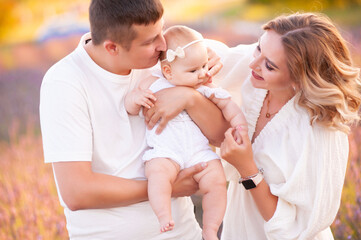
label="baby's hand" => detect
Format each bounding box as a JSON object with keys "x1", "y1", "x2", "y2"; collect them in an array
[
  {"x1": 234, "y1": 124, "x2": 248, "y2": 145},
  {"x1": 132, "y1": 88, "x2": 157, "y2": 109}
]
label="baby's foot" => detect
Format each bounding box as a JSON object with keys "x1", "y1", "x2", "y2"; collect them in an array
[{"x1": 160, "y1": 220, "x2": 175, "y2": 232}]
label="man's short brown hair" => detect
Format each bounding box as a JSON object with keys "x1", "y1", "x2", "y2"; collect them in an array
[{"x1": 89, "y1": 0, "x2": 164, "y2": 49}]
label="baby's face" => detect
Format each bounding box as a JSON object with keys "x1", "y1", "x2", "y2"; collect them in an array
[{"x1": 168, "y1": 42, "x2": 209, "y2": 88}]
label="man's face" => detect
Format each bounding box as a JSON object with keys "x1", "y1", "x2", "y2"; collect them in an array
[{"x1": 120, "y1": 18, "x2": 166, "y2": 70}]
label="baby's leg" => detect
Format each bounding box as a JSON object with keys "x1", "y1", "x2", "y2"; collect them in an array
[
  {"x1": 145, "y1": 158, "x2": 180, "y2": 232},
  {"x1": 194, "y1": 159, "x2": 226, "y2": 240}
]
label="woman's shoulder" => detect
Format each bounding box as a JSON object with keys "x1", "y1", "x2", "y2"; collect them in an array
[{"x1": 275, "y1": 96, "x2": 348, "y2": 144}]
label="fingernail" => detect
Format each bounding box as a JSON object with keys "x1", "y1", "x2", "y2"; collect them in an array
[{"x1": 201, "y1": 162, "x2": 208, "y2": 168}]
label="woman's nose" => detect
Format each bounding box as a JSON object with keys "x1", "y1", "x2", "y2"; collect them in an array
[{"x1": 249, "y1": 57, "x2": 261, "y2": 71}]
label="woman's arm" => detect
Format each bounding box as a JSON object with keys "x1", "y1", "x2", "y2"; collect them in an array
[
  {"x1": 221, "y1": 124, "x2": 349, "y2": 238},
  {"x1": 220, "y1": 127, "x2": 278, "y2": 220}
]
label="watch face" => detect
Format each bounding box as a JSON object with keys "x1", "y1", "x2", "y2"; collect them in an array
[{"x1": 242, "y1": 179, "x2": 256, "y2": 190}]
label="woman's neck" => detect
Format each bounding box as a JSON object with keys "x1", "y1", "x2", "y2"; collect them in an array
[{"x1": 267, "y1": 88, "x2": 295, "y2": 106}]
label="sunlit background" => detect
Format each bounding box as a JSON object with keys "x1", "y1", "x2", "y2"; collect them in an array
[{"x1": 0, "y1": 0, "x2": 360, "y2": 239}]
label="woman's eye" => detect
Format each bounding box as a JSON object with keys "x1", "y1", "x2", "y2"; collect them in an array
[{"x1": 265, "y1": 61, "x2": 274, "y2": 71}]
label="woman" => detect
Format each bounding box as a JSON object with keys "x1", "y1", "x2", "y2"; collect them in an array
[{"x1": 220, "y1": 13, "x2": 361, "y2": 239}]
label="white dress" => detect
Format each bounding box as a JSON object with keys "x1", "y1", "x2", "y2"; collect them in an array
[
  {"x1": 203, "y1": 39, "x2": 348, "y2": 239},
  {"x1": 221, "y1": 75, "x2": 348, "y2": 240},
  {"x1": 143, "y1": 74, "x2": 231, "y2": 169}
]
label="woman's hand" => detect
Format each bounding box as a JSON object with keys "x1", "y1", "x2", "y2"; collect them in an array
[
  {"x1": 143, "y1": 86, "x2": 195, "y2": 134},
  {"x1": 171, "y1": 162, "x2": 208, "y2": 197},
  {"x1": 220, "y1": 126, "x2": 257, "y2": 175},
  {"x1": 206, "y1": 47, "x2": 223, "y2": 83}
]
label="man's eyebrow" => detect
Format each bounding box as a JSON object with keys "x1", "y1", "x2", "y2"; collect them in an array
[{"x1": 141, "y1": 35, "x2": 158, "y2": 45}]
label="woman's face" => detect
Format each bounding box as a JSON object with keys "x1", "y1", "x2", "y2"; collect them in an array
[{"x1": 249, "y1": 30, "x2": 293, "y2": 93}]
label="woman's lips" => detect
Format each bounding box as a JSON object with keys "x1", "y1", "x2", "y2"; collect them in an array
[{"x1": 252, "y1": 71, "x2": 264, "y2": 80}]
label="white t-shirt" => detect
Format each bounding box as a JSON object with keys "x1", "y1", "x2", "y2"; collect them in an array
[
  {"x1": 40, "y1": 33, "x2": 201, "y2": 240},
  {"x1": 209, "y1": 41, "x2": 348, "y2": 240}
]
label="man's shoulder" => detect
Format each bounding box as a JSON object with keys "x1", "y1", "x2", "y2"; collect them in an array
[{"x1": 43, "y1": 48, "x2": 85, "y2": 85}]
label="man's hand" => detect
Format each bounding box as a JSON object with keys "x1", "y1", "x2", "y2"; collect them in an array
[
  {"x1": 143, "y1": 86, "x2": 195, "y2": 134},
  {"x1": 171, "y1": 162, "x2": 208, "y2": 197}
]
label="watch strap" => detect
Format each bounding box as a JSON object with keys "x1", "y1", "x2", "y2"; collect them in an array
[{"x1": 239, "y1": 168, "x2": 264, "y2": 190}]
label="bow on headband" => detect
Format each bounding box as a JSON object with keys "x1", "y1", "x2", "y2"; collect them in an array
[
  {"x1": 166, "y1": 47, "x2": 185, "y2": 62},
  {"x1": 162, "y1": 39, "x2": 203, "y2": 63}
]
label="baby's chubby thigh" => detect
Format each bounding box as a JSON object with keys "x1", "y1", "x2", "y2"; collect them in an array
[{"x1": 192, "y1": 159, "x2": 226, "y2": 194}]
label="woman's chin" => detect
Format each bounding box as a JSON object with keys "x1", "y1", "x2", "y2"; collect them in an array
[{"x1": 250, "y1": 76, "x2": 266, "y2": 89}]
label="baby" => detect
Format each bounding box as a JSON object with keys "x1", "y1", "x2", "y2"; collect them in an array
[{"x1": 125, "y1": 25, "x2": 247, "y2": 240}]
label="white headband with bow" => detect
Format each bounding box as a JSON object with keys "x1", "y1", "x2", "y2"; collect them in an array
[{"x1": 161, "y1": 39, "x2": 203, "y2": 63}]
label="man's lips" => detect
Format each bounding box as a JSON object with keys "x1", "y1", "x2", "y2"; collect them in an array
[{"x1": 252, "y1": 71, "x2": 264, "y2": 80}]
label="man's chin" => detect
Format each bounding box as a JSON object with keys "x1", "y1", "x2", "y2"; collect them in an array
[{"x1": 136, "y1": 60, "x2": 159, "y2": 69}]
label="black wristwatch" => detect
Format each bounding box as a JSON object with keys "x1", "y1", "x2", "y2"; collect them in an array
[{"x1": 239, "y1": 168, "x2": 264, "y2": 190}]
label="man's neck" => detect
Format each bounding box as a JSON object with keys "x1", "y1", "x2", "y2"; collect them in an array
[{"x1": 84, "y1": 40, "x2": 131, "y2": 75}]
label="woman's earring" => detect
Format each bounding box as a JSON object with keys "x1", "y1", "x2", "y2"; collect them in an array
[{"x1": 292, "y1": 84, "x2": 296, "y2": 92}]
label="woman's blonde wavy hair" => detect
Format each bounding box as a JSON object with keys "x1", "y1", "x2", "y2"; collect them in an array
[{"x1": 263, "y1": 12, "x2": 361, "y2": 133}]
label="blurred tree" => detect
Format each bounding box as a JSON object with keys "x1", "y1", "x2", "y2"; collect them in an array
[
  {"x1": 0, "y1": 1, "x2": 18, "y2": 41},
  {"x1": 0, "y1": 0, "x2": 89, "y2": 44}
]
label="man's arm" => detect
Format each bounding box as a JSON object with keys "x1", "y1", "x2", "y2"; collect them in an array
[
  {"x1": 41, "y1": 76, "x2": 205, "y2": 211},
  {"x1": 53, "y1": 160, "x2": 208, "y2": 211},
  {"x1": 145, "y1": 87, "x2": 229, "y2": 147},
  {"x1": 186, "y1": 90, "x2": 229, "y2": 146},
  {"x1": 52, "y1": 161, "x2": 148, "y2": 211}
]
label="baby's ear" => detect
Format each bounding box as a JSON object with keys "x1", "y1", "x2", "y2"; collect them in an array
[{"x1": 162, "y1": 64, "x2": 172, "y2": 79}]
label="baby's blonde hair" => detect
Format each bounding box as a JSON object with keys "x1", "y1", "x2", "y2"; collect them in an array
[
  {"x1": 263, "y1": 12, "x2": 361, "y2": 133},
  {"x1": 160, "y1": 25, "x2": 203, "y2": 62}
]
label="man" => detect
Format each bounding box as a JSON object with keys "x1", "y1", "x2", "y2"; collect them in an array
[{"x1": 40, "y1": 0, "x2": 227, "y2": 239}]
